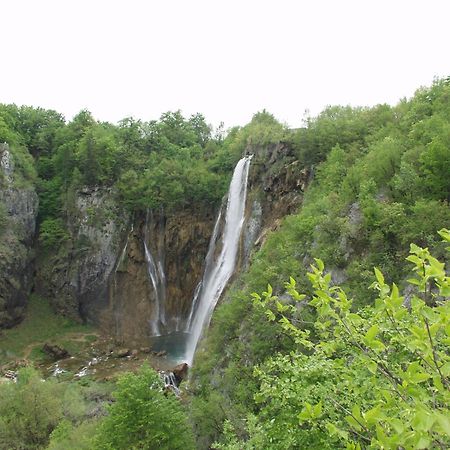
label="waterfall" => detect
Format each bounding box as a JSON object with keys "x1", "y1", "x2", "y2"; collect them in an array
[
  {"x1": 163, "y1": 371, "x2": 180, "y2": 396},
  {"x1": 144, "y1": 212, "x2": 167, "y2": 336},
  {"x1": 184, "y1": 210, "x2": 222, "y2": 332},
  {"x1": 184, "y1": 155, "x2": 252, "y2": 365},
  {"x1": 184, "y1": 282, "x2": 202, "y2": 332}
]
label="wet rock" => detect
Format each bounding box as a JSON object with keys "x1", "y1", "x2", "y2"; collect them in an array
[
  {"x1": 43, "y1": 343, "x2": 70, "y2": 360},
  {"x1": 140, "y1": 346, "x2": 151, "y2": 353},
  {"x1": 131, "y1": 349, "x2": 139, "y2": 358},
  {"x1": 172, "y1": 362, "x2": 188, "y2": 384},
  {"x1": 156, "y1": 350, "x2": 167, "y2": 357}
]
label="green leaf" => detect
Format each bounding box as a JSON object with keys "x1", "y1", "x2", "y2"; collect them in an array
[
  {"x1": 313, "y1": 401, "x2": 322, "y2": 418},
  {"x1": 314, "y1": 258, "x2": 325, "y2": 272},
  {"x1": 374, "y1": 267, "x2": 384, "y2": 285},
  {"x1": 412, "y1": 408, "x2": 435, "y2": 432},
  {"x1": 436, "y1": 412, "x2": 450, "y2": 437},
  {"x1": 366, "y1": 360, "x2": 378, "y2": 375},
  {"x1": 365, "y1": 324, "x2": 380, "y2": 342},
  {"x1": 345, "y1": 415, "x2": 362, "y2": 431},
  {"x1": 363, "y1": 405, "x2": 382, "y2": 425}
]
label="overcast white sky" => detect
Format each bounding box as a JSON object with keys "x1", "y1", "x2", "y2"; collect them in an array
[{"x1": 1, "y1": 0, "x2": 449, "y2": 129}]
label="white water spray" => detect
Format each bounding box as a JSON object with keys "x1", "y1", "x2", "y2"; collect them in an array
[{"x1": 184, "y1": 156, "x2": 252, "y2": 365}]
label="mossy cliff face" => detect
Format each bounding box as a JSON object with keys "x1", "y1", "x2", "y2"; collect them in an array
[
  {"x1": 0, "y1": 144, "x2": 39, "y2": 328},
  {"x1": 35, "y1": 187, "x2": 129, "y2": 322},
  {"x1": 35, "y1": 193, "x2": 215, "y2": 344}
]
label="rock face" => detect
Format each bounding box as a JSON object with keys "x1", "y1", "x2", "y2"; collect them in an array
[
  {"x1": 239, "y1": 142, "x2": 309, "y2": 269},
  {"x1": 35, "y1": 187, "x2": 129, "y2": 322},
  {"x1": 35, "y1": 188, "x2": 214, "y2": 344},
  {"x1": 0, "y1": 144, "x2": 39, "y2": 328},
  {"x1": 97, "y1": 210, "x2": 215, "y2": 342},
  {"x1": 172, "y1": 362, "x2": 189, "y2": 384},
  {"x1": 43, "y1": 343, "x2": 70, "y2": 360}
]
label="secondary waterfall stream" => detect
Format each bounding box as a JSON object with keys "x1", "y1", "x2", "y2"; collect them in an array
[
  {"x1": 144, "y1": 212, "x2": 167, "y2": 336},
  {"x1": 183, "y1": 155, "x2": 252, "y2": 365}
]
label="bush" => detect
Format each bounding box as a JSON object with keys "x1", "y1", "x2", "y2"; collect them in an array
[
  {"x1": 0, "y1": 367, "x2": 64, "y2": 449},
  {"x1": 217, "y1": 230, "x2": 450, "y2": 449},
  {"x1": 38, "y1": 218, "x2": 69, "y2": 248}
]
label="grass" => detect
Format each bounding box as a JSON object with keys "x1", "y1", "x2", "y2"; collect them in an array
[{"x1": 0, "y1": 294, "x2": 95, "y2": 362}]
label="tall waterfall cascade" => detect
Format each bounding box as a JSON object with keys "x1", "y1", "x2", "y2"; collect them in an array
[{"x1": 183, "y1": 155, "x2": 252, "y2": 365}]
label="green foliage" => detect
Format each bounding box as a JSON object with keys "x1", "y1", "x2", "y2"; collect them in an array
[
  {"x1": 0, "y1": 200, "x2": 8, "y2": 233},
  {"x1": 0, "y1": 368, "x2": 85, "y2": 449},
  {"x1": 0, "y1": 366, "x2": 113, "y2": 450},
  {"x1": 47, "y1": 419, "x2": 99, "y2": 450},
  {"x1": 38, "y1": 218, "x2": 70, "y2": 249},
  {"x1": 0, "y1": 367, "x2": 64, "y2": 449},
  {"x1": 94, "y1": 365, "x2": 195, "y2": 450},
  {"x1": 218, "y1": 231, "x2": 450, "y2": 449}
]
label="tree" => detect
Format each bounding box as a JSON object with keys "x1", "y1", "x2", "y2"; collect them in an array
[
  {"x1": 0, "y1": 367, "x2": 64, "y2": 449},
  {"x1": 94, "y1": 365, "x2": 195, "y2": 450}
]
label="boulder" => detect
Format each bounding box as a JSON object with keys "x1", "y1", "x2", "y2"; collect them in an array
[
  {"x1": 116, "y1": 348, "x2": 130, "y2": 358},
  {"x1": 172, "y1": 362, "x2": 189, "y2": 384},
  {"x1": 43, "y1": 343, "x2": 69, "y2": 360}
]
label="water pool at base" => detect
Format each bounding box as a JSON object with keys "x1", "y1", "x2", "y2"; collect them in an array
[{"x1": 149, "y1": 332, "x2": 190, "y2": 364}]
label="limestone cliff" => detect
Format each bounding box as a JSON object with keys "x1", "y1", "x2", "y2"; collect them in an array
[
  {"x1": 240, "y1": 142, "x2": 309, "y2": 269},
  {"x1": 97, "y1": 211, "x2": 215, "y2": 343},
  {"x1": 0, "y1": 144, "x2": 39, "y2": 327},
  {"x1": 35, "y1": 192, "x2": 215, "y2": 344},
  {"x1": 35, "y1": 187, "x2": 129, "y2": 321}
]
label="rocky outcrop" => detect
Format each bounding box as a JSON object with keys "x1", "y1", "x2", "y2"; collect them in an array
[
  {"x1": 0, "y1": 144, "x2": 39, "y2": 328},
  {"x1": 43, "y1": 343, "x2": 70, "y2": 360},
  {"x1": 35, "y1": 186, "x2": 214, "y2": 344},
  {"x1": 240, "y1": 142, "x2": 309, "y2": 268},
  {"x1": 172, "y1": 362, "x2": 189, "y2": 384}
]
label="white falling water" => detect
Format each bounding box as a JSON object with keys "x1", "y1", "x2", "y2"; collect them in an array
[
  {"x1": 143, "y1": 213, "x2": 167, "y2": 336},
  {"x1": 184, "y1": 210, "x2": 222, "y2": 332},
  {"x1": 184, "y1": 156, "x2": 252, "y2": 365},
  {"x1": 184, "y1": 281, "x2": 202, "y2": 332}
]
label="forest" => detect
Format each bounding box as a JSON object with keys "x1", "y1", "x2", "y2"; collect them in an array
[{"x1": 0, "y1": 77, "x2": 449, "y2": 449}]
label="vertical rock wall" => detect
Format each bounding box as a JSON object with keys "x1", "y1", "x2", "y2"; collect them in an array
[
  {"x1": 98, "y1": 211, "x2": 215, "y2": 343},
  {"x1": 0, "y1": 144, "x2": 39, "y2": 327}
]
